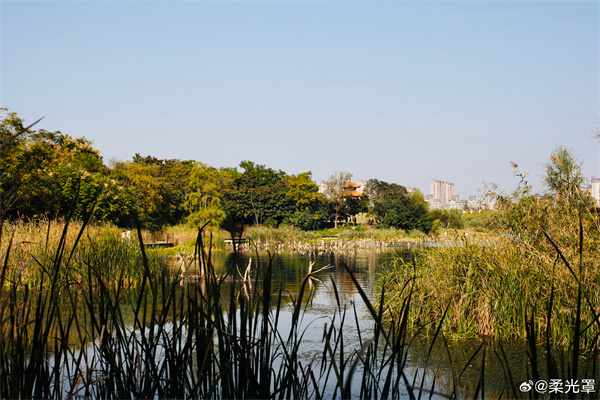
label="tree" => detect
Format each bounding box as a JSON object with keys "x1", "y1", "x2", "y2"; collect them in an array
[
  {"x1": 185, "y1": 162, "x2": 224, "y2": 228},
  {"x1": 284, "y1": 172, "x2": 326, "y2": 230},
  {"x1": 240, "y1": 161, "x2": 289, "y2": 226},
  {"x1": 111, "y1": 156, "x2": 190, "y2": 232},
  {"x1": 544, "y1": 146, "x2": 584, "y2": 201},
  {"x1": 220, "y1": 161, "x2": 291, "y2": 233},
  {"x1": 284, "y1": 172, "x2": 323, "y2": 213},
  {"x1": 0, "y1": 111, "x2": 46, "y2": 218},
  {"x1": 0, "y1": 111, "x2": 133, "y2": 224},
  {"x1": 429, "y1": 209, "x2": 464, "y2": 229},
  {"x1": 365, "y1": 179, "x2": 431, "y2": 232},
  {"x1": 323, "y1": 171, "x2": 353, "y2": 228},
  {"x1": 219, "y1": 167, "x2": 246, "y2": 243},
  {"x1": 366, "y1": 179, "x2": 408, "y2": 224},
  {"x1": 345, "y1": 194, "x2": 369, "y2": 226},
  {"x1": 0, "y1": 110, "x2": 41, "y2": 258}
]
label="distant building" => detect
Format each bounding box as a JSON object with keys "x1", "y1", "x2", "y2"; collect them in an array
[
  {"x1": 318, "y1": 181, "x2": 327, "y2": 195},
  {"x1": 341, "y1": 180, "x2": 363, "y2": 197},
  {"x1": 590, "y1": 177, "x2": 600, "y2": 206},
  {"x1": 429, "y1": 198, "x2": 443, "y2": 210},
  {"x1": 318, "y1": 179, "x2": 367, "y2": 198},
  {"x1": 447, "y1": 199, "x2": 468, "y2": 210},
  {"x1": 426, "y1": 179, "x2": 485, "y2": 211},
  {"x1": 430, "y1": 179, "x2": 455, "y2": 209}
]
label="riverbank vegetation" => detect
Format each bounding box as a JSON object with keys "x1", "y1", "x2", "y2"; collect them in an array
[
  {"x1": 0, "y1": 110, "x2": 477, "y2": 398},
  {"x1": 1, "y1": 109, "x2": 471, "y2": 242},
  {"x1": 0, "y1": 219, "x2": 167, "y2": 286},
  {"x1": 0, "y1": 212, "x2": 480, "y2": 398},
  {"x1": 379, "y1": 157, "x2": 600, "y2": 350}
]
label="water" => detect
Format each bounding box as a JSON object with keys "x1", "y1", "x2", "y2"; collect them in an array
[
  {"x1": 205, "y1": 248, "x2": 394, "y2": 355},
  {"x1": 45, "y1": 247, "x2": 597, "y2": 398},
  {"x1": 178, "y1": 248, "x2": 533, "y2": 398},
  {"x1": 183, "y1": 248, "x2": 600, "y2": 399}
]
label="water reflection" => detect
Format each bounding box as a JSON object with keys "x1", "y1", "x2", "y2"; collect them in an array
[{"x1": 171, "y1": 248, "x2": 599, "y2": 398}]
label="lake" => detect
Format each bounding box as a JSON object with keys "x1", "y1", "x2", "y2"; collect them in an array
[
  {"x1": 180, "y1": 247, "x2": 553, "y2": 399},
  {"x1": 41, "y1": 246, "x2": 594, "y2": 399}
]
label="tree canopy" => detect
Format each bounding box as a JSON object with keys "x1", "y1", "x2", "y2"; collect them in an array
[
  {"x1": 6, "y1": 109, "x2": 547, "y2": 237},
  {"x1": 365, "y1": 179, "x2": 431, "y2": 232},
  {"x1": 0, "y1": 108, "x2": 438, "y2": 236},
  {"x1": 322, "y1": 171, "x2": 353, "y2": 228}
]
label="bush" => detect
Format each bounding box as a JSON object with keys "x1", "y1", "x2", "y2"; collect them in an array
[{"x1": 284, "y1": 210, "x2": 326, "y2": 231}]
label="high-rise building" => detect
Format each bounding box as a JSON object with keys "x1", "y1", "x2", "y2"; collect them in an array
[
  {"x1": 430, "y1": 179, "x2": 455, "y2": 208},
  {"x1": 591, "y1": 177, "x2": 600, "y2": 206}
]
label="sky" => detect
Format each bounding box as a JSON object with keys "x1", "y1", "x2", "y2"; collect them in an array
[{"x1": 2, "y1": 0, "x2": 598, "y2": 198}]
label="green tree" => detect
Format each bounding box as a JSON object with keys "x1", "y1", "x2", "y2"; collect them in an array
[
  {"x1": 544, "y1": 146, "x2": 584, "y2": 201},
  {"x1": 284, "y1": 172, "x2": 326, "y2": 230},
  {"x1": 219, "y1": 161, "x2": 292, "y2": 244},
  {"x1": 0, "y1": 111, "x2": 56, "y2": 219},
  {"x1": 185, "y1": 162, "x2": 224, "y2": 228},
  {"x1": 0, "y1": 111, "x2": 133, "y2": 224},
  {"x1": 285, "y1": 172, "x2": 322, "y2": 213},
  {"x1": 219, "y1": 167, "x2": 246, "y2": 242},
  {"x1": 366, "y1": 179, "x2": 408, "y2": 224},
  {"x1": 366, "y1": 179, "x2": 431, "y2": 232},
  {"x1": 429, "y1": 208, "x2": 465, "y2": 229},
  {"x1": 232, "y1": 161, "x2": 289, "y2": 226},
  {"x1": 111, "y1": 156, "x2": 190, "y2": 232},
  {"x1": 40, "y1": 131, "x2": 107, "y2": 219},
  {"x1": 345, "y1": 194, "x2": 369, "y2": 226}
]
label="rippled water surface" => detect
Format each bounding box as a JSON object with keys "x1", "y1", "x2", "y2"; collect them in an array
[{"x1": 185, "y1": 248, "x2": 561, "y2": 399}]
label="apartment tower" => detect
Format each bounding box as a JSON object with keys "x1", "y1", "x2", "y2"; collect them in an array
[{"x1": 430, "y1": 179, "x2": 455, "y2": 208}]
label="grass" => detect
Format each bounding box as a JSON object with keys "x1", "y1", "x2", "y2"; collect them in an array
[
  {"x1": 335, "y1": 227, "x2": 427, "y2": 241},
  {"x1": 161, "y1": 224, "x2": 439, "y2": 256},
  {"x1": 150, "y1": 224, "x2": 440, "y2": 256},
  {"x1": 0, "y1": 219, "x2": 166, "y2": 286},
  {"x1": 245, "y1": 224, "x2": 321, "y2": 244},
  {"x1": 378, "y1": 232, "x2": 600, "y2": 346}
]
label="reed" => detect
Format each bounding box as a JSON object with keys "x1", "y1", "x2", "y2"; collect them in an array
[
  {"x1": 0, "y1": 211, "x2": 461, "y2": 398},
  {"x1": 378, "y1": 235, "x2": 600, "y2": 346},
  {"x1": 4, "y1": 216, "x2": 599, "y2": 398},
  {"x1": 378, "y1": 176, "x2": 600, "y2": 346},
  {"x1": 245, "y1": 224, "x2": 321, "y2": 244},
  {"x1": 0, "y1": 219, "x2": 165, "y2": 286},
  {"x1": 166, "y1": 223, "x2": 232, "y2": 249},
  {"x1": 337, "y1": 227, "x2": 405, "y2": 241}
]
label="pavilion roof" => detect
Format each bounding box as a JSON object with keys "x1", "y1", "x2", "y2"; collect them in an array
[{"x1": 341, "y1": 180, "x2": 360, "y2": 189}]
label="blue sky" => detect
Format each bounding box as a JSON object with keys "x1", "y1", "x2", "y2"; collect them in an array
[{"x1": 2, "y1": 1, "x2": 598, "y2": 198}]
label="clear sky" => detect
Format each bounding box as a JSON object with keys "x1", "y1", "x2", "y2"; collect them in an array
[{"x1": 2, "y1": 0, "x2": 598, "y2": 198}]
